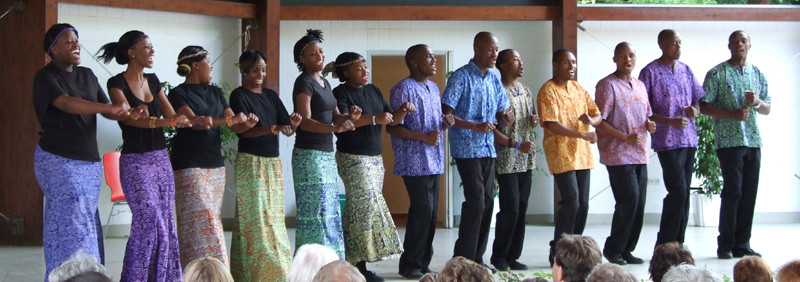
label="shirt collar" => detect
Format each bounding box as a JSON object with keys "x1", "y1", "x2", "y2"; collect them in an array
[{"x1": 467, "y1": 59, "x2": 488, "y2": 77}]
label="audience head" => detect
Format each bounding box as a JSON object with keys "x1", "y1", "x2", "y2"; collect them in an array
[
  {"x1": 776, "y1": 259, "x2": 800, "y2": 282},
  {"x1": 48, "y1": 250, "x2": 109, "y2": 282},
  {"x1": 176, "y1": 45, "x2": 211, "y2": 83},
  {"x1": 405, "y1": 44, "x2": 437, "y2": 78},
  {"x1": 96, "y1": 30, "x2": 150, "y2": 66},
  {"x1": 311, "y1": 260, "x2": 366, "y2": 282},
  {"x1": 734, "y1": 256, "x2": 773, "y2": 282},
  {"x1": 419, "y1": 273, "x2": 439, "y2": 282},
  {"x1": 552, "y1": 234, "x2": 603, "y2": 282},
  {"x1": 289, "y1": 243, "x2": 340, "y2": 282},
  {"x1": 522, "y1": 278, "x2": 550, "y2": 282},
  {"x1": 497, "y1": 49, "x2": 524, "y2": 79},
  {"x1": 586, "y1": 263, "x2": 637, "y2": 282},
  {"x1": 439, "y1": 256, "x2": 494, "y2": 282},
  {"x1": 662, "y1": 264, "x2": 722, "y2": 282},
  {"x1": 472, "y1": 31, "x2": 499, "y2": 70},
  {"x1": 657, "y1": 29, "x2": 681, "y2": 61},
  {"x1": 552, "y1": 49, "x2": 577, "y2": 82},
  {"x1": 324, "y1": 52, "x2": 367, "y2": 84},
  {"x1": 63, "y1": 271, "x2": 113, "y2": 282},
  {"x1": 182, "y1": 256, "x2": 233, "y2": 282},
  {"x1": 44, "y1": 23, "x2": 80, "y2": 65},
  {"x1": 293, "y1": 29, "x2": 325, "y2": 72},
  {"x1": 649, "y1": 242, "x2": 695, "y2": 282}
]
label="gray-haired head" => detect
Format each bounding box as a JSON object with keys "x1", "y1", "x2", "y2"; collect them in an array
[
  {"x1": 662, "y1": 264, "x2": 723, "y2": 282},
  {"x1": 48, "y1": 250, "x2": 109, "y2": 282}
]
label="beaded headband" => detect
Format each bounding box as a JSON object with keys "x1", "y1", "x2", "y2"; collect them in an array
[
  {"x1": 176, "y1": 50, "x2": 208, "y2": 64},
  {"x1": 322, "y1": 58, "x2": 365, "y2": 78}
]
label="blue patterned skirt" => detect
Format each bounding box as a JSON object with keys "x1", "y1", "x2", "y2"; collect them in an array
[
  {"x1": 34, "y1": 146, "x2": 104, "y2": 281},
  {"x1": 292, "y1": 148, "x2": 345, "y2": 258}
]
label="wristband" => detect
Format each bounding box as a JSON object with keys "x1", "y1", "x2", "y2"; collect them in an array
[
  {"x1": 515, "y1": 141, "x2": 522, "y2": 150},
  {"x1": 148, "y1": 116, "x2": 157, "y2": 128},
  {"x1": 372, "y1": 115, "x2": 376, "y2": 125},
  {"x1": 169, "y1": 118, "x2": 175, "y2": 128},
  {"x1": 270, "y1": 125, "x2": 279, "y2": 135},
  {"x1": 226, "y1": 116, "x2": 234, "y2": 127}
]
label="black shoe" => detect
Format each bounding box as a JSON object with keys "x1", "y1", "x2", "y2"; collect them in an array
[
  {"x1": 621, "y1": 253, "x2": 644, "y2": 264},
  {"x1": 361, "y1": 270, "x2": 385, "y2": 282},
  {"x1": 421, "y1": 267, "x2": 436, "y2": 274},
  {"x1": 492, "y1": 261, "x2": 510, "y2": 271},
  {"x1": 604, "y1": 253, "x2": 627, "y2": 265},
  {"x1": 508, "y1": 260, "x2": 528, "y2": 270},
  {"x1": 399, "y1": 268, "x2": 424, "y2": 279},
  {"x1": 717, "y1": 248, "x2": 733, "y2": 259},
  {"x1": 733, "y1": 248, "x2": 762, "y2": 258},
  {"x1": 479, "y1": 263, "x2": 497, "y2": 274}
]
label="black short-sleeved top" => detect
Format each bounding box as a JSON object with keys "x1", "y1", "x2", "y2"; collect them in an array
[
  {"x1": 229, "y1": 87, "x2": 290, "y2": 157},
  {"x1": 333, "y1": 84, "x2": 391, "y2": 156},
  {"x1": 33, "y1": 63, "x2": 110, "y2": 162},
  {"x1": 167, "y1": 83, "x2": 229, "y2": 170},
  {"x1": 292, "y1": 73, "x2": 336, "y2": 152},
  {"x1": 108, "y1": 73, "x2": 167, "y2": 154}
]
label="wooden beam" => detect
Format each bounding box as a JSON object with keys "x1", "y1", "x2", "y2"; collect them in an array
[
  {"x1": 553, "y1": 0, "x2": 578, "y2": 60},
  {"x1": 246, "y1": 0, "x2": 281, "y2": 92},
  {"x1": 58, "y1": 0, "x2": 257, "y2": 19},
  {"x1": 281, "y1": 5, "x2": 559, "y2": 21},
  {"x1": 577, "y1": 5, "x2": 800, "y2": 22}
]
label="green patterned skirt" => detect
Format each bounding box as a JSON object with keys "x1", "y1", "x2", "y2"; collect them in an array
[
  {"x1": 336, "y1": 152, "x2": 403, "y2": 263},
  {"x1": 230, "y1": 153, "x2": 292, "y2": 281}
]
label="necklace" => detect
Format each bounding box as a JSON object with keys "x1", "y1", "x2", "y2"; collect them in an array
[{"x1": 125, "y1": 71, "x2": 145, "y2": 88}]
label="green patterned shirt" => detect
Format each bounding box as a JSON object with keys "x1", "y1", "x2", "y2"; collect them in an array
[
  {"x1": 495, "y1": 82, "x2": 536, "y2": 174},
  {"x1": 702, "y1": 62, "x2": 771, "y2": 149}
]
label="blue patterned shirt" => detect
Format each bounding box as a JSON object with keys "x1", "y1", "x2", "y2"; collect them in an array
[
  {"x1": 441, "y1": 59, "x2": 510, "y2": 159},
  {"x1": 389, "y1": 77, "x2": 445, "y2": 176},
  {"x1": 702, "y1": 61, "x2": 770, "y2": 149}
]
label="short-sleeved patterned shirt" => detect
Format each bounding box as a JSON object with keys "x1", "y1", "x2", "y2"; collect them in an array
[
  {"x1": 389, "y1": 77, "x2": 445, "y2": 177},
  {"x1": 441, "y1": 59, "x2": 510, "y2": 159},
  {"x1": 495, "y1": 82, "x2": 536, "y2": 174},
  {"x1": 639, "y1": 60, "x2": 705, "y2": 152},
  {"x1": 702, "y1": 61, "x2": 770, "y2": 149},
  {"x1": 595, "y1": 74, "x2": 653, "y2": 166},
  {"x1": 537, "y1": 79, "x2": 600, "y2": 175}
]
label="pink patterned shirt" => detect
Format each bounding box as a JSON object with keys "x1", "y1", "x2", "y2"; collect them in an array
[{"x1": 595, "y1": 74, "x2": 652, "y2": 166}]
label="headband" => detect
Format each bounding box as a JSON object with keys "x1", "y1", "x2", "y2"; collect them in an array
[
  {"x1": 47, "y1": 28, "x2": 78, "y2": 55},
  {"x1": 176, "y1": 50, "x2": 208, "y2": 64},
  {"x1": 321, "y1": 58, "x2": 364, "y2": 78}
]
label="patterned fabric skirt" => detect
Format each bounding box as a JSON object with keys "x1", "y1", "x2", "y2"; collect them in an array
[
  {"x1": 292, "y1": 148, "x2": 345, "y2": 259},
  {"x1": 119, "y1": 149, "x2": 182, "y2": 282},
  {"x1": 34, "y1": 146, "x2": 104, "y2": 281},
  {"x1": 336, "y1": 152, "x2": 403, "y2": 263},
  {"x1": 174, "y1": 167, "x2": 227, "y2": 267},
  {"x1": 230, "y1": 153, "x2": 292, "y2": 282}
]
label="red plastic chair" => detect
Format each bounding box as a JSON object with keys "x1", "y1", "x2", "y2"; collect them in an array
[{"x1": 102, "y1": 152, "x2": 127, "y2": 238}]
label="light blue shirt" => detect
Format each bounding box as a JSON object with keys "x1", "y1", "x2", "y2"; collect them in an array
[{"x1": 441, "y1": 59, "x2": 510, "y2": 159}]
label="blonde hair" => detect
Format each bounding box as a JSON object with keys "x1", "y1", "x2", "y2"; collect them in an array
[
  {"x1": 734, "y1": 256, "x2": 773, "y2": 282},
  {"x1": 439, "y1": 256, "x2": 493, "y2": 282},
  {"x1": 777, "y1": 259, "x2": 800, "y2": 282},
  {"x1": 183, "y1": 257, "x2": 233, "y2": 282}
]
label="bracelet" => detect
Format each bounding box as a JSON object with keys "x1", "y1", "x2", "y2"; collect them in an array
[
  {"x1": 515, "y1": 141, "x2": 522, "y2": 150},
  {"x1": 372, "y1": 115, "x2": 376, "y2": 125},
  {"x1": 508, "y1": 138, "x2": 513, "y2": 148},
  {"x1": 148, "y1": 116, "x2": 157, "y2": 128},
  {"x1": 226, "y1": 116, "x2": 234, "y2": 127},
  {"x1": 169, "y1": 118, "x2": 175, "y2": 128},
  {"x1": 270, "y1": 125, "x2": 279, "y2": 135}
]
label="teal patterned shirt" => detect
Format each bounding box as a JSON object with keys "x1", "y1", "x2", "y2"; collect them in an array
[{"x1": 702, "y1": 62, "x2": 771, "y2": 149}]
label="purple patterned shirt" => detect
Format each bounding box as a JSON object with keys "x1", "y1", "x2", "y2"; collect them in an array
[
  {"x1": 595, "y1": 74, "x2": 652, "y2": 166},
  {"x1": 639, "y1": 60, "x2": 705, "y2": 152},
  {"x1": 389, "y1": 77, "x2": 445, "y2": 176}
]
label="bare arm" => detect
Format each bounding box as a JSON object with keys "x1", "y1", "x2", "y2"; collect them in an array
[
  {"x1": 296, "y1": 93, "x2": 354, "y2": 133},
  {"x1": 544, "y1": 121, "x2": 596, "y2": 143},
  {"x1": 52, "y1": 94, "x2": 129, "y2": 120},
  {"x1": 386, "y1": 124, "x2": 440, "y2": 146}
]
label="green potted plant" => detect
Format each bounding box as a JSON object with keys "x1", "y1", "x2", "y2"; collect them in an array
[{"x1": 691, "y1": 114, "x2": 723, "y2": 226}]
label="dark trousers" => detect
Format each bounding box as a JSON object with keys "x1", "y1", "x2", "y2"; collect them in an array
[
  {"x1": 655, "y1": 147, "x2": 696, "y2": 245},
  {"x1": 453, "y1": 158, "x2": 496, "y2": 262},
  {"x1": 552, "y1": 169, "x2": 590, "y2": 245},
  {"x1": 491, "y1": 170, "x2": 532, "y2": 264},
  {"x1": 398, "y1": 175, "x2": 440, "y2": 272},
  {"x1": 716, "y1": 147, "x2": 761, "y2": 251},
  {"x1": 603, "y1": 164, "x2": 647, "y2": 255}
]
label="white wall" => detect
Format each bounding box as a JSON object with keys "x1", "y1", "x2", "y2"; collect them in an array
[{"x1": 58, "y1": 3, "x2": 243, "y2": 227}]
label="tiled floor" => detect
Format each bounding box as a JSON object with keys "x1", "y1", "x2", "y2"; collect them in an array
[{"x1": 2, "y1": 223, "x2": 798, "y2": 281}]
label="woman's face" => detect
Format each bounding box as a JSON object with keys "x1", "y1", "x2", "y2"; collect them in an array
[
  {"x1": 193, "y1": 55, "x2": 213, "y2": 84},
  {"x1": 51, "y1": 30, "x2": 81, "y2": 66},
  {"x1": 343, "y1": 60, "x2": 369, "y2": 87},
  {"x1": 300, "y1": 42, "x2": 325, "y2": 73},
  {"x1": 243, "y1": 58, "x2": 267, "y2": 89},
  {"x1": 129, "y1": 36, "x2": 154, "y2": 69}
]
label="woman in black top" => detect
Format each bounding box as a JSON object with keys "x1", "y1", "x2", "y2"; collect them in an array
[
  {"x1": 325, "y1": 52, "x2": 414, "y2": 281},
  {"x1": 228, "y1": 50, "x2": 301, "y2": 281},
  {"x1": 96, "y1": 30, "x2": 190, "y2": 281},
  {"x1": 32, "y1": 23, "x2": 142, "y2": 281},
  {"x1": 167, "y1": 45, "x2": 254, "y2": 267},
  {"x1": 290, "y1": 29, "x2": 358, "y2": 259}
]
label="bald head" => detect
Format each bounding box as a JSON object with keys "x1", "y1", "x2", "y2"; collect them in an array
[
  {"x1": 473, "y1": 31, "x2": 495, "y2": 47},
  {"x1": 657, "y1": 29, "x2": 677, "y2": 45},
  {"x1": 729, "y1": 30, "x2": 750, "y2": 43},
  {"x1": 614, "y1": 42, "x2": 633, "y2": 55},
  {"x1": 472, "y1": 31, "x2": 499, "y2": 71}
]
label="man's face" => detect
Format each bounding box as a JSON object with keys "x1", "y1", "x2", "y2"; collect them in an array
[
  {"x1": 728, "y1": 32, "x2": 751, "y2": 60},
  {"x1": 552, "y1": 51, "x2": 576, "y2": 81},
  {"x1": 474, "y1": 36, "x2": 499, "y2": 70},
  {"x1": 613, "y1": 44, "x2": 636, "y2": 75},
  {"x1": 659, "y1": 33, "x2": 681, "y2": 61},
  {"x1": 499, "y1": 50, "x2": 524, "y2": 79}
]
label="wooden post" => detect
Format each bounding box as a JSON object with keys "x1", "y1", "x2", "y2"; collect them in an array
[
  {"x1": 553, "y1": 0, "x2": 578, "y2": 59},
  {"x1": 0, "y1": 0, "x2": 58, "y2": 245},
  {"x1": 245, "y1": 0, "x2": 280, "y2": 93}
]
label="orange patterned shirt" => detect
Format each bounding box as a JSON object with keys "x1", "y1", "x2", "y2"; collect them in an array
[{"x1": 537, "y1": 79, "x2": 600, "y2": 174}]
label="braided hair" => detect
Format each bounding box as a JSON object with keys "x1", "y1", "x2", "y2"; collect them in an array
[{"x1": 292, "y1": 29, "x2": 324, "y2": 72}]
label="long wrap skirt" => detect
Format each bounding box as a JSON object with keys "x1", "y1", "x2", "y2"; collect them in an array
[
  {"x1": 174, "y1": 167, "x2": 227, "y2": 267},
  {"x1": 292, "y1": 148, "x2": 345, "y2": 258}
]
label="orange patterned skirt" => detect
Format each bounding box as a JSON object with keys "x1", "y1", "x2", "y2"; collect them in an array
[{"x1": 174, "y1": 167, "x2": 228, "y2": 267}]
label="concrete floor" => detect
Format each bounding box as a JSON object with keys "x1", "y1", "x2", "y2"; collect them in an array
[{"x1": 2, "y1": 223, "x2": 798, "y2": 281}]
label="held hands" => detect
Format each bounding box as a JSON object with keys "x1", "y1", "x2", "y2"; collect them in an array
[
  {"x1": 500, "y1": 110, "x2": 515, "y2": 126},
  {"x1": 579, "y1": 113, "x2": 601, "y2": 126},
  {"x1": 646, "y1": 119, "x2": 657, "y2": 134},
  {"x1": 422, "y1": 131, "x2": 441, "y2": 146},
  {"x1": 129, "y1": 104, "x2": 149, "y2": 120},
  {"x1": 581, "y1": 131, "x2": 598, "y2": 144},
  {"x1": 669, "y1": 116, "x2": 688, "y2": 129},
  {"x1": 529, "y1": 114, "x2": 540, "y2": 128},
  {"x1": 474, "y1": 122, "x2": 495, "y2": 133},
  {"x1": 732, "y1": 106, "x2": 751, "y2": 121},
  {"x1": 193, "y1": 115, "x2": 213, "y2": 130},
  {"x1": 334, "y1": 119, "x2": 356, "y2": 133},
  {"x1": 442, "y1": 114, "x2": 455, "y2": 129},
  {"x1": 625, "y1": 133, "x2": 644, "y2": 146},
  {"x1": 171, "y1": 114, "x2": 192, "y2": 128},
  {"x1": 232, "y1": 112, "x2": 248, "y2": 125},
  {"x1": 289, "y1": 112, "x2": 302, "y2": 129},
  {"x1": 348, "y1": 105, "x2": 362, "y2": 121},
  {"x1": 279, "y1": 125, "x2": 293, "y2": 135},
  {"x1": 399, "y1": 102, "x2": 416, "y2": 113},
  {"x1": 683, "y1": 105, "x2": 699, "y2": 118},
  {"x1": 243, "y1": 113, "x2": 259, "y2": 128},
  {"x1": 107, "y1": 103, "x2": 131, "y2": 119},
  {"x1": 518, "y1": 141, "x2": 534, "y2": 154},
  {"x1": 745, "y1": 90, "x2": 761, "y2": 108},
  {"x1": 376, "y1": 112, "x2": 394, "y2": 125}
]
